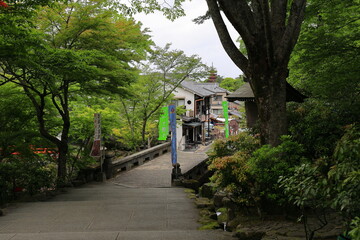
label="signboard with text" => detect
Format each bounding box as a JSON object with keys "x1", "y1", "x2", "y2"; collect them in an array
[{"x1": 90, "y1": 113, "x2": 101, "y2": 157}]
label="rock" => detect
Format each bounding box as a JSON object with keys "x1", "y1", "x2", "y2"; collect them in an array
[
  {"x1": 195, "y1": 197, "x2": 214, "y2": 209},
  {"x1": 213, "y1": 191, "x2": 227, "y2": 208},
  {"x1": 0, "y1": 208, "x2": 6, "y2": 216},
  {"x1": 234, "y1": 230, "x2": 265, "y2": 240},
  {"x1": 222, "y1": 197, "x2": 237, "y2": 221},
  {"x1": 199, "y1": 183, "x2": 216, "y2": 199},
  {"x1": 181, "y1": 179, "x2": 200, "y2": 191}
]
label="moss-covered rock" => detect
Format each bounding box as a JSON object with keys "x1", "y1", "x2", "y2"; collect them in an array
[
  {"x1": 195, "y1": 197, "x2": 214, "y2": 209},
  {"x1": 199, "y1": 182, "x2": 216, "y2": 199}
]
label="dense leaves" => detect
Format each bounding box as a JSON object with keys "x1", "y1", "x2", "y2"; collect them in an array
[
  {"x1": 0, "y1": 0, "x2": 152, "y2": 183},
  {"x1": 289, "y1": 0, "x2": 360, "y2": 120}
]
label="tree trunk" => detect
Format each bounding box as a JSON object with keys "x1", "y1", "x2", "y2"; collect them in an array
[
  {"x1": 206, "y1": 0, "x2": 306, "y2": 146},
  {"x1": 249, "y1": 63, "x2": 288, "y2": 146},
  {"x1": 56, "y1": 142, "x2": 68, "y2": 186},
  {"x1": 141, "y1": 118, "x2": 148, "y2": 148}
]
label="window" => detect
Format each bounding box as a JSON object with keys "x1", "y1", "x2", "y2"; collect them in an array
[
  {"x1": 177, "y1": 99, "x2": 185, "y2": 107},
  {"x1": 214, "y1": 95, "x2": 222, "y2": 101},
  {"x1": 172, "y1": 99, "x2": 185, "y2": 107}
]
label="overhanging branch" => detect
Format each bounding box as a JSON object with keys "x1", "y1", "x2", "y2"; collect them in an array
[{"x1": 206, "y1": 0, "x2": 249, "y2": 74}]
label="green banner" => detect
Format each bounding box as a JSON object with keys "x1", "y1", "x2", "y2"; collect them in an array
[
  {"x1": 222, "y1": 101, "x2": 229, "y2": 138},
  {"x1": 158, "y1": 106, "x2": 169, "y2": 140}
]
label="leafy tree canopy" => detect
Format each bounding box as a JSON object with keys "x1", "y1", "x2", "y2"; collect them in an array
[
  {"x1": 289, "y1": 0, "x2": 360, "y2": 119},
  {"x1": 219, "y1": 77, "x2": 244, "y2": 92}
]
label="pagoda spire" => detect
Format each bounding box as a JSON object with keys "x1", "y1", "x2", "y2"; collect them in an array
[{"x1": 207, "y1": 65, "x2": 217, "y2": 82}]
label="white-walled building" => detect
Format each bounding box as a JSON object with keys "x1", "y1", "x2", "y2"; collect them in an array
[{"x1": 172, "y1": 80, "x2": 231, "y2": 150}]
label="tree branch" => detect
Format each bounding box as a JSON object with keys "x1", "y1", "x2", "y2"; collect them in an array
[
  {"x1": 218, "y1": 0, "x2": 256, "y2": 48},
  {"x1": 276, "y1": 0, "x2": 307, "y2": 65},
  {"x1": 206, "y1": 0, "x2": 249, "y2": 74},
  {"x1": 271, "y1": 0, "x2": 287, "y2": 44}
]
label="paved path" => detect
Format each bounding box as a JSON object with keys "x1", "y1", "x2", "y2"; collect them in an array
[{"x1": 0, "y1": 147, "x2": 234, "y2": 240}]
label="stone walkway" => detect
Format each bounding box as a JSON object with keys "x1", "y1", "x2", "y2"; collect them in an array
[{"x1": 0, "y1": 147, "x2": 234, "y2": 240}]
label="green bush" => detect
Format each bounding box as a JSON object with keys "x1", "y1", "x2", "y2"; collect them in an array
[
  {"x1": 248, "y1": 135, "x2": 307, "y2": 204},
  {"x1": 279, "y1": 124, "x2": 360, "y2": 237},
  {"x1": 208, "y1": 132, "x2": 306, "y2": 212},
  {"x1": 287, "y1": 100, "x2": 345, "y2": 158},
  {"x1": 0, "y1": 153, "x2": 56, "y2": 205}
]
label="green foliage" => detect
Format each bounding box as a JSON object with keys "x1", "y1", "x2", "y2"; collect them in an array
[
  {"x1": 208, "y1": 133, "x2": 260, "y2": 205},
  {"x1": 208, "y1": 133, "x2": 306, "y2": 210},
  {"x1": 349, "y1": 217, "x2": 360, "y2": 240},
  {"x1": 208, "y1": 132, "x2": 260, "y2": 160},
  {"x1": 330, "y1": 124, "x2": 360, "y2": 219},
  {"x1": 279, "y1": 124, "x2": 360, "y2": 234},
  {"x1": 289, "y1": 0, "x2": 360, "y2": 119},
  {"x1": 219, "y1": 77, "x2": 245, "y2": 92},
  {"x1": 287, "y1": 99, "x2": 346, "y2": 158},
  {"x1": 248, "y1": 136, "x2": 307, "y2": 203},
  {"x1": 0, "y1": 84, "x2": 42, "y2": 158},
  {"x1": 119, "y1": 44, "x2": 208, "y2": 149},
  {"x1": 0, "y1": 153, "x2": 56, "y2": 205},
  {"x1": 1, "y1": 0, "x2": 152, "y2": 182}
]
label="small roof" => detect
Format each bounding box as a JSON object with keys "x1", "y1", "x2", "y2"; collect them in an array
[
  {"x1": 226, "y1": 83, "x2": 254, "y2": 101},
  {"x1": 226, "y1": 82, "x2": 306, "y2": 103}
]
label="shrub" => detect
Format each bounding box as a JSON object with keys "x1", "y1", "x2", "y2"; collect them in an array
[
  {"x1": 287, "y1": 100, "x2": 345, "y2": 158},
  {"x1": 279, "y1": 124, "x2": 360, "y2": 239},
  {"x1": 248, "y1": 135, "x2": 307, "y2": 205},
  {"x1": 208, "y1": 132, "x2": 306, "y2": 213},
  {"x1": 0, "y1": 153, "x2": 56, "y2": 205}
]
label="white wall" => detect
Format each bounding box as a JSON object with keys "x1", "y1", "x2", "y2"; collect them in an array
[{"x1": 172, "y1": 87, "x2": 195, "y2": 114}]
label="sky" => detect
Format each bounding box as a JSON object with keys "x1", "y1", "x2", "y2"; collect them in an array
[{"x1": 134, "y1": 1, "x2": 242, "y2": 79}]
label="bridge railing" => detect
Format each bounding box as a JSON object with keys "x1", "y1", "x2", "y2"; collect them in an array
[
  {"x1": 103, "y1": 142, "x2": 171, "y2": 179},
  {"x1": 74, "y1": 142, "x2": 171, "y2": 185}
]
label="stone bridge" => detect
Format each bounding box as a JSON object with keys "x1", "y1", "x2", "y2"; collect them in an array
[{"x1": 0, "y1": 143, "x2": 234, "y2": 240}]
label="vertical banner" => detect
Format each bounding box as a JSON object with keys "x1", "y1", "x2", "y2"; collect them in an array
[
  {"x1": 169, "y1": 104, "x2": 177, "y2": 165},
  {"x1": 222, "y1": 101, "x2": 229, "y2": 138},
  {"x1": 90, "y1": 113, "x2": 101, "y2": 157},
  {"x1": 158, "y1": 106, "x2": 169, "y2": 140}
]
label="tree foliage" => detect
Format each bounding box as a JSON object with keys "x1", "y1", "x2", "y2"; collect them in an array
[
  {"x1": 289, "y1": 0, "x2": 360, "y2": 119},
  {"x1": 119, "y1": 44, "x2": 209, "y2": 149},
  {"x1": 0, "y1": 0, "x2": 151, "y2": 183},
  {"x1": 219, "y1": 76, "x2": 244, "y2": 92},
  {"x1": 279, "y1": 124, "x2": 360, "y2": 239}
]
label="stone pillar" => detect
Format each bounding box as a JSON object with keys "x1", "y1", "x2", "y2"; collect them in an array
[{"x1": 171, "y1": 163, "x2": 182, "y2": 185}]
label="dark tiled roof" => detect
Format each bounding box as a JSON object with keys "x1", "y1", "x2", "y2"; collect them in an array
[
  {"x1": 180, "y1": 81, "x2": 216, "y2": 97},
  {"x1": 180, "y1": 80, "x2": 230, "y2": 97},
  {"x1": 226, "y1": 83, "x2": 254, "y2": 99},
  {"x1": 226, "y1": 82, "x2": 306, "y2": 103}
]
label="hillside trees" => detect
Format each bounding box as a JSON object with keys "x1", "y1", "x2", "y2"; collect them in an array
[{"x1": 0, "y1": 0, "x2": 151, "y2": 184}]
